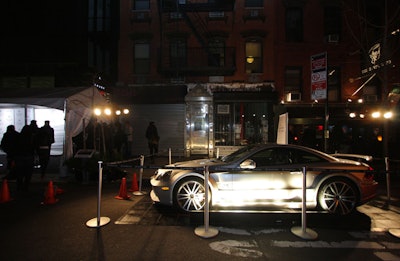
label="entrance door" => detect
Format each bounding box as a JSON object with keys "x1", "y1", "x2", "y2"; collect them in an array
[{"x1": 188, "y1": 103, "x2": 209, "y2": 154}]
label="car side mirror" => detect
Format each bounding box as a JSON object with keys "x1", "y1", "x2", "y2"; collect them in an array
[{"x1": 240, "y1": 159, "x2": 256, "y2": 169}]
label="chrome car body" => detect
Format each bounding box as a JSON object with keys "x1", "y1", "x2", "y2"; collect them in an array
[
  {"x1": 331, "y1": 153, "x2": 374, "y2": 164},
  {"x1": 150, "y1": 144, "x2": 378, "y2": 215}
]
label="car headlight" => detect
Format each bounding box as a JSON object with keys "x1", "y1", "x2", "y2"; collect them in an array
[{"x1": 154, "y1": 169, "x2": 173, "y2": 180}]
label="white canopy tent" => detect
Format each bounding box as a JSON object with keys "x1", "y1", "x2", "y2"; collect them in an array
[{"x1": 0, "y1": 86, "x2": 109, "y2": 160}]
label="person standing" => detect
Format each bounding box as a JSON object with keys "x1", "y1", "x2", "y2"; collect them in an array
[
  {"x1": 37, "y1": 121, "x2": 55, "y2": 178},
  {"x1": 112, "y1": 121, "x2": 127, "y2": 160},
  {"x1": 15, "y1": 125, "x2": 36, "y2": 192},
  {"x1": 0, "y1": 125, "x2": 20, "y2": 180},
  {"x1": 145, "y1": 121, "x2": 159, "y2": 163},
  {"x1": 123, "y1": 120, "x2": 133, "y2": 158}
]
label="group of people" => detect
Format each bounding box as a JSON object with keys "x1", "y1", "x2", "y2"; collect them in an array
[
  {"x1": 72, "y1": 119, "x2": 158, "y2": 162},
  {"x1": 0, "y1": 120, "x2": 54, "y2": 192}
]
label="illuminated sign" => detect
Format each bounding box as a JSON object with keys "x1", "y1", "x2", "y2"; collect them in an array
[{"x1": 361, "y1": 42, "x2": 392, "y2": 74}]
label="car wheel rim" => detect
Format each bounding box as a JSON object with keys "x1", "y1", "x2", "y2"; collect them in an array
[
  {"x1": 321, "y1": 181, "x2": 356, "y2": 215},
  {"x1": 176, "y1": 180, "x2": 205, "y2": 212}
]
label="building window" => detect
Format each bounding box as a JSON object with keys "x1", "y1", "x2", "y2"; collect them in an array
[
  {"x1": 215, "y1": 102, "x2": 269, "y2": 146},
  {"x1": 245, "y1": 0, "x2": 264, "y2": 8},
  {"x1": 324, "y1": 6, "x2": 341, "y2": 40},
  {"x1": 170, "y1": 38, "x2": 187, "y2": 68},
  {"x1": 134, "y1": 43, "x2": 150, "y2": 74},
  {"x1": 245, "y1": 40, "x2": 262, "y2": 73},
  {"x1": 328, "y1": 67, "x2": 340, "y2": 101},
  {"x1": 132, "y1": 0, "x2": 150, "y2": 10},
  {"x1": 88, "y1": 0, "x2": 112, "y2": 32},
  {"x1": 208, "y1": 38, "x2": 225, "y2": 67},
  {"x1": 366, "y1": 3, "x2": 383, "y2": 42},
  {"x1": 284, "y1": 67, "x2": 302, "y2": 93},
  {"x1": 285, "y1": 7, "x2": 303, "y2": 42}
]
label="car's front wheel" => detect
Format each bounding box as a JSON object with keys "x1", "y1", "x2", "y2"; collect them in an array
[
  {"x1": 173, "y1": 177, "x2": 209, "y2": 212},
  {"x1": 317, "y1": 178, "x2": 358, "y2": 215}
]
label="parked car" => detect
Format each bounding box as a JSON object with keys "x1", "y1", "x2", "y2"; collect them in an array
[{"x1": 150, "y1": 144, "x2": 378, "y2": 215}]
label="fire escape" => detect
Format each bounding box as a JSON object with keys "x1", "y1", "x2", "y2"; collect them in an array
[{"x1": 157, "y1": 0, "x2": 236, "y2": 77}]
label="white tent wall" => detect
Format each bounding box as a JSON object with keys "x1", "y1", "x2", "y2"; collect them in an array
[
  {"x1": 0, "y1": 87, "x2": 109, "y2": 171},
  {"x1": 64, "y1": 87, "x2": 109, "y2": 159},
  {"x1": 0, "y1": 106, "x2": 65, "y2": 156}
]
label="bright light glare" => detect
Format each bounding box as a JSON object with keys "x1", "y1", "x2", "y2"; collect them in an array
[
  {"x1": 94, "y1": 108, "x2": 102, "y2": 116},
  {"x1": 213, "y1": 188, "x2": 315, "y2": 209},
  {"x1": 349, "y1": 112, "x2": 356, "y2": 118},
  {"x1": 104, "y1": 108, "x2": 112, "y2": 116},
  {"x1": 371, "y1": 111, "x2": 381, "y2": 118},
  {"x1": 115, "y1": 110, "x2": 121, "y2": 115},
  {"x1": 123, "y1": 108, "x2": 130, "y2": 114},
  {"x1": 384, "y1": 111, "x2": 393, "y2": 119}
]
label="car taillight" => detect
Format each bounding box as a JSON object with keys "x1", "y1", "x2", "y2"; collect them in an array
[{"x1": 364, "y1": 167, "x2": 374, "y2": 181}]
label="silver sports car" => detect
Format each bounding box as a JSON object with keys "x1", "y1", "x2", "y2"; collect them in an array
[{"x1": 150, "y1": 144, "x2": 378, "y2": 215}]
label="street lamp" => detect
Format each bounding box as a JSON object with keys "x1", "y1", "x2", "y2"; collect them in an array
[
  {"x1": 372, "y1": 111, "x2": 381, "y2": 118},
  {"x1": 371, "y1": 110, "x2": 393, "y2": 120},
  {"x1": 384, "y1": 111, "x2": 393, "y2": 119},
  {"x1": 93, "y1": 107, "x2": 130, "y2": 117}
]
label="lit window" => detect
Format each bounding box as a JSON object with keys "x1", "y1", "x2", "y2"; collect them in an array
[{"x1": 245, "y1": 40, "x2": 262, "y2": 73}]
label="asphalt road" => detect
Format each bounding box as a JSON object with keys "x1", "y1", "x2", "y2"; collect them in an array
[{"x1": 1, "y1": 160, "x2": 400, "y2": 261}]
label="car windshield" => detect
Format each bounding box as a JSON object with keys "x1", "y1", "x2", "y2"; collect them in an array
[{"x1": 221, "y1": 145, "x2": 257, "y2": 163}]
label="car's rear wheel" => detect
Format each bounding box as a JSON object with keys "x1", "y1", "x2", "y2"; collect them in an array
[
  {"x1": 173, "y1": 177, "x2": 209, "y2": 213},
  {"x1": 317, "y1": 178, "x2": 358, "y2": 215}
]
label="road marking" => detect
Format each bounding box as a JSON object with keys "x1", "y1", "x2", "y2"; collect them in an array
[
  {"x1": 209, "y1": 240, "x2": 263, "y2": 258},
  {"x1": 271, "y1": 240, "x2": 388, "y2": 249},
  {"x1": 374, "y1": 251, "x2": 400, "y2": 261},
  {"x1": 115, "y1": 196, "x2": 147, "y2": 224}
]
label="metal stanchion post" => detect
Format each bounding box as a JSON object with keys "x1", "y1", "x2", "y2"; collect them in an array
[
  {"x1": 133, "y1": 155, "x2": 145, "y2": 196},
  {"x1": 385, "y1": 157, "x2": 391, "y2": 203},
  {"x1": 195, "y1": 165, "x2": 218, "y2": 238},
  {"x1": 388, "y1": 160, "x2": 400, "y2": 237},
  {"x1": 216, "y1": 148, "x2": 219, "y2": 159},
  {"x1": 86, "y1": 161, "x2": 110, "y2": 228},
  {"x1": 169, "y1": 148, "x2": 172, "y2": 165},
  {"x1": 291, "y1": 166, "x2": 318, "y2": 240}
]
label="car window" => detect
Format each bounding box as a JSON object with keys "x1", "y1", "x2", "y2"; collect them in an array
[
  {"x1": 291, "y1": 149, "x2": 327, "y2": 164},
  {"x1": 249, "y1": 148, "x2": 291, "y2": 167},
  {"x1": 221, "y1": 145, "x2": 256, "y2": 163}
]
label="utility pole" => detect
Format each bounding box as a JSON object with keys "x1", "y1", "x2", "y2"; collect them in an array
[{"x1": 383, "y1": 0, "x2": 389, "y2": 158}]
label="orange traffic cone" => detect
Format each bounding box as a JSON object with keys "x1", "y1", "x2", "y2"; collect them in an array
[
  {"x1": 42, "y1": 181, "x2": 58, "y2": 205},
  {"x1": 115, "y1": 177, "x2": 130, "y2": 200},
  {"x1": 129, "y1": 173, "x2": 139, "y2": 192},
  {"x1": 0, "y1": 179, "x2": 12, "y2": 203}
]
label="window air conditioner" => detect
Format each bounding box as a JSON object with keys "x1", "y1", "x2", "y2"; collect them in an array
[
  {"x1": 286, "y1": 92, "x2": 301, "y2": 102},
  {"x1": 250, "y1": 10, "x2": 259, "y2": 17},
  {"x1": 327, "y1": 34, "x2": 339, "y2": 43},
  {"x1": 209, "y1": 11, "x2": 224, "y2": 18}
]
